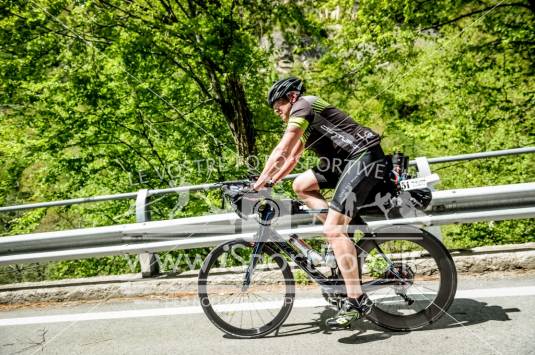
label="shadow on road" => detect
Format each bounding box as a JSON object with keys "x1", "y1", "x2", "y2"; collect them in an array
[{"x1": 232, "y1": 298, "x2": 520, "y2": 342}]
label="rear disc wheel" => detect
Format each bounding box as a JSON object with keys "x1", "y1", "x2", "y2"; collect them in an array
[{"x1": 356, "y1": 226, "x2": 457, "y2": 331}]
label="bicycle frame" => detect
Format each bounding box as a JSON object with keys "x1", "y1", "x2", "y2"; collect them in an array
[{"x1": 241, "y1": 203, "x2": 410, "y2": 297}]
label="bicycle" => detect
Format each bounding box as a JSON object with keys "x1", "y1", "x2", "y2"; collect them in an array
[{"x1": 198, "y1": 172, "x2": 457, "y2": 339}]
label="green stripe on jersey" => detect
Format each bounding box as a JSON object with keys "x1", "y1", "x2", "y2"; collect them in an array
[
  {"x1": 301, "y1": 126, "x2": 311, "y2": 144},
  {"x1": 288, "y1": 116, "x2": 309, "y2": 131},
  {"x1": 311, "y1": 97, "x2": 330, "y2": 112}
]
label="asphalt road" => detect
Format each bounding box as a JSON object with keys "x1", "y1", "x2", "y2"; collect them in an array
[{"x1": 1, "y1": 272, "x2": 534, "y2": 355}]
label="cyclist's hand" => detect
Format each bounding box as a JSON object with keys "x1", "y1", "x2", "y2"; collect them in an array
[
  {"x1": 252, "y1": 178, "x2": 265, "y2": 191},
  {"x1": 252, "y1": 178, "x2": 275, "y2": 191},
  {"x1": 241, "y1": 185, "x2": 257, "y2": 194}
]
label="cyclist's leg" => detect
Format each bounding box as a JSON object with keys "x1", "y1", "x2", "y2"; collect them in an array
[
  {"x1": 323, "y1": 209, "x2": 363, "y2": 297},
  {"x1": 326, "y1": 146, "x2": 386, "y2": 298},
  {"x1": 323, "y1": 207, "x2": 374, "y2": 327},
  {"x1": 292, "y1": 165, "x2": 339, "y2": 223}
]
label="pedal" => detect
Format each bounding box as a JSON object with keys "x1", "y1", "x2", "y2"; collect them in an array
[{"x1": 396, "y1": 292, "x2": 414, "y2": 305}]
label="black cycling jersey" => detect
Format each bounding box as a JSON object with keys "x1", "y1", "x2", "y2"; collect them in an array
[
  {"x1": 287, "y1": 96, "x2": 384, "y2": 217},
  {"x1": 288, "y1": 96, "x2": 380, "y2": 160}
]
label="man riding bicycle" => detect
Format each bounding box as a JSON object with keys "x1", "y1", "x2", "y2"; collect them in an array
[{"x1": 253, "y1": 77, "x2": 386, "y2": 328}]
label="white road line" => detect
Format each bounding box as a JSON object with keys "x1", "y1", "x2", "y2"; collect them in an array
[
  {"x1": 457, "y1": 286, "x2": 535, "y2": 298},
  {"x1": 0, "y1": 286, "x2": 534, "y2": 327}
]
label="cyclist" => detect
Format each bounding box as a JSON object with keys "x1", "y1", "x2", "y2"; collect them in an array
[{"x1": 253, "y1": 77, "x2": 386, "y2": 329}]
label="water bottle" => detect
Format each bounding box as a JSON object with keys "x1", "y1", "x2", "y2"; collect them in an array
[
  {"x1": 324, "y1": 245, "x2": 338, "y2": 268},
  {"x1": 288, "y1": 235, "x2": 323, "y2": 267}
]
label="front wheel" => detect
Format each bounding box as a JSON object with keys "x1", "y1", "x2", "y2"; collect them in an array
[
  {"x1": 198, "y1": 239, "x2": 295, "y2": 338},
  {"x1": 356, "y1": 225, "x2": 457, "y2": 331}
]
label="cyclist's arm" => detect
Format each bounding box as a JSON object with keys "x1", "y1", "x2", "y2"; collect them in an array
[
  {"x1": 253, "y1": 125, "x2": 303, "y2": 190},
  {"x1": 271, "y1": 139, "x2": 304, "y2": 183}
]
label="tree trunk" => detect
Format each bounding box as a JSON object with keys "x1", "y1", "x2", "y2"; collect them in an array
[{"x1": 220, "y1": 74, "x2": 257, "y2": 159}]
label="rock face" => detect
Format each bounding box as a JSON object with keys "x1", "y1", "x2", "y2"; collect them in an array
[{"x1": 0, "y1": 243, "x2": 534, "y2": 305}]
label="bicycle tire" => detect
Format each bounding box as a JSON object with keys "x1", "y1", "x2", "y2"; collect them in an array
[
  {"x1": 198, "y1": 239, "x2": 295, "y2": 338},
  {"x1": 355, "y1": 225, "x2": 457, "y2": 331}
]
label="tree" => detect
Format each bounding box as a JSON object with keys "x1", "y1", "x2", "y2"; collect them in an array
[{"x1": 0, "y1": 0, "x2": 317, "y2": 229}]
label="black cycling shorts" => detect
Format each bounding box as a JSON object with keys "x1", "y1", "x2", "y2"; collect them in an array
[{"x1": 311, "y1": 145, "x2": 386, "y2": 217}]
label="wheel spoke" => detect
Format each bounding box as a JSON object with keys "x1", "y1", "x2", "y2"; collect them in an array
[
  {"x1": 225, "y1": 291, "x2": 241, "y2": 325},
  {"x1": 250, "y1": 292, "x2": 277, "y2": 319},
  {"x1": 247, "y1": 293, "x2": 255, "y2": 329},
  {"x1": 240, "y1": 293, "x2": 244, "y2": 329},
  {"x1": 250, "y1": 293, "x2": 270, "y2": 322}
]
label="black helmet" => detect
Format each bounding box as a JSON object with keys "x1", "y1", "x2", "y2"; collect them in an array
[{"x1": 267, "y1": 77, "x2": 305, "y2": 106}]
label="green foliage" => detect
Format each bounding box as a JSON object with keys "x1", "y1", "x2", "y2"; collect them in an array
[
  {"x1": 0, "y1": 1, "x2": 533, "y2": 283},
  {"x1": 0, "y1": 263, "x2": 47, "y2": 284},
  {"x1": 444, "y1": 219, "x2": 535, "y2": 250},
  {"x1": 365, "y1": 254, "x2": 389, "y2": 278},
  {"x1": 45, "y1": 255, "x2": 138, "y2": 279},
  {"x1": 293, "y1": 269, "x2": 312, "y2": 285},
  {"x1": 0, "y1": 255, "x2": 138, "y2": 284}
]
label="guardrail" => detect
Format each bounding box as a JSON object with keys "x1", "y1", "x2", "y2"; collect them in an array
[
  {"x1": 0, "y1": 204, "x2": 534, "y2": 266},
  {"x1": 1, "y1": 184, "x2": 534, "y2": 268},
  {"x1": 2, "y1": 146, "x2": 534, "y2": 214},
  {"x1": 2, "y1": 182, "x2": 534, "y2": 253},
  {"x1": 1, "y1": 147, "x2": 534, "y2": 276}
]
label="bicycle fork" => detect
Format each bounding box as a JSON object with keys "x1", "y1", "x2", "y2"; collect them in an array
[
  {"x1": 242, "y1": 205, "x2": 280, "y2": 292},
  {"x1": 242, "y1": 240, "x2": 265, "y2": 292},
  {"x1": 241, "y1": 218, "x2": 274, "y2": 292}
]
